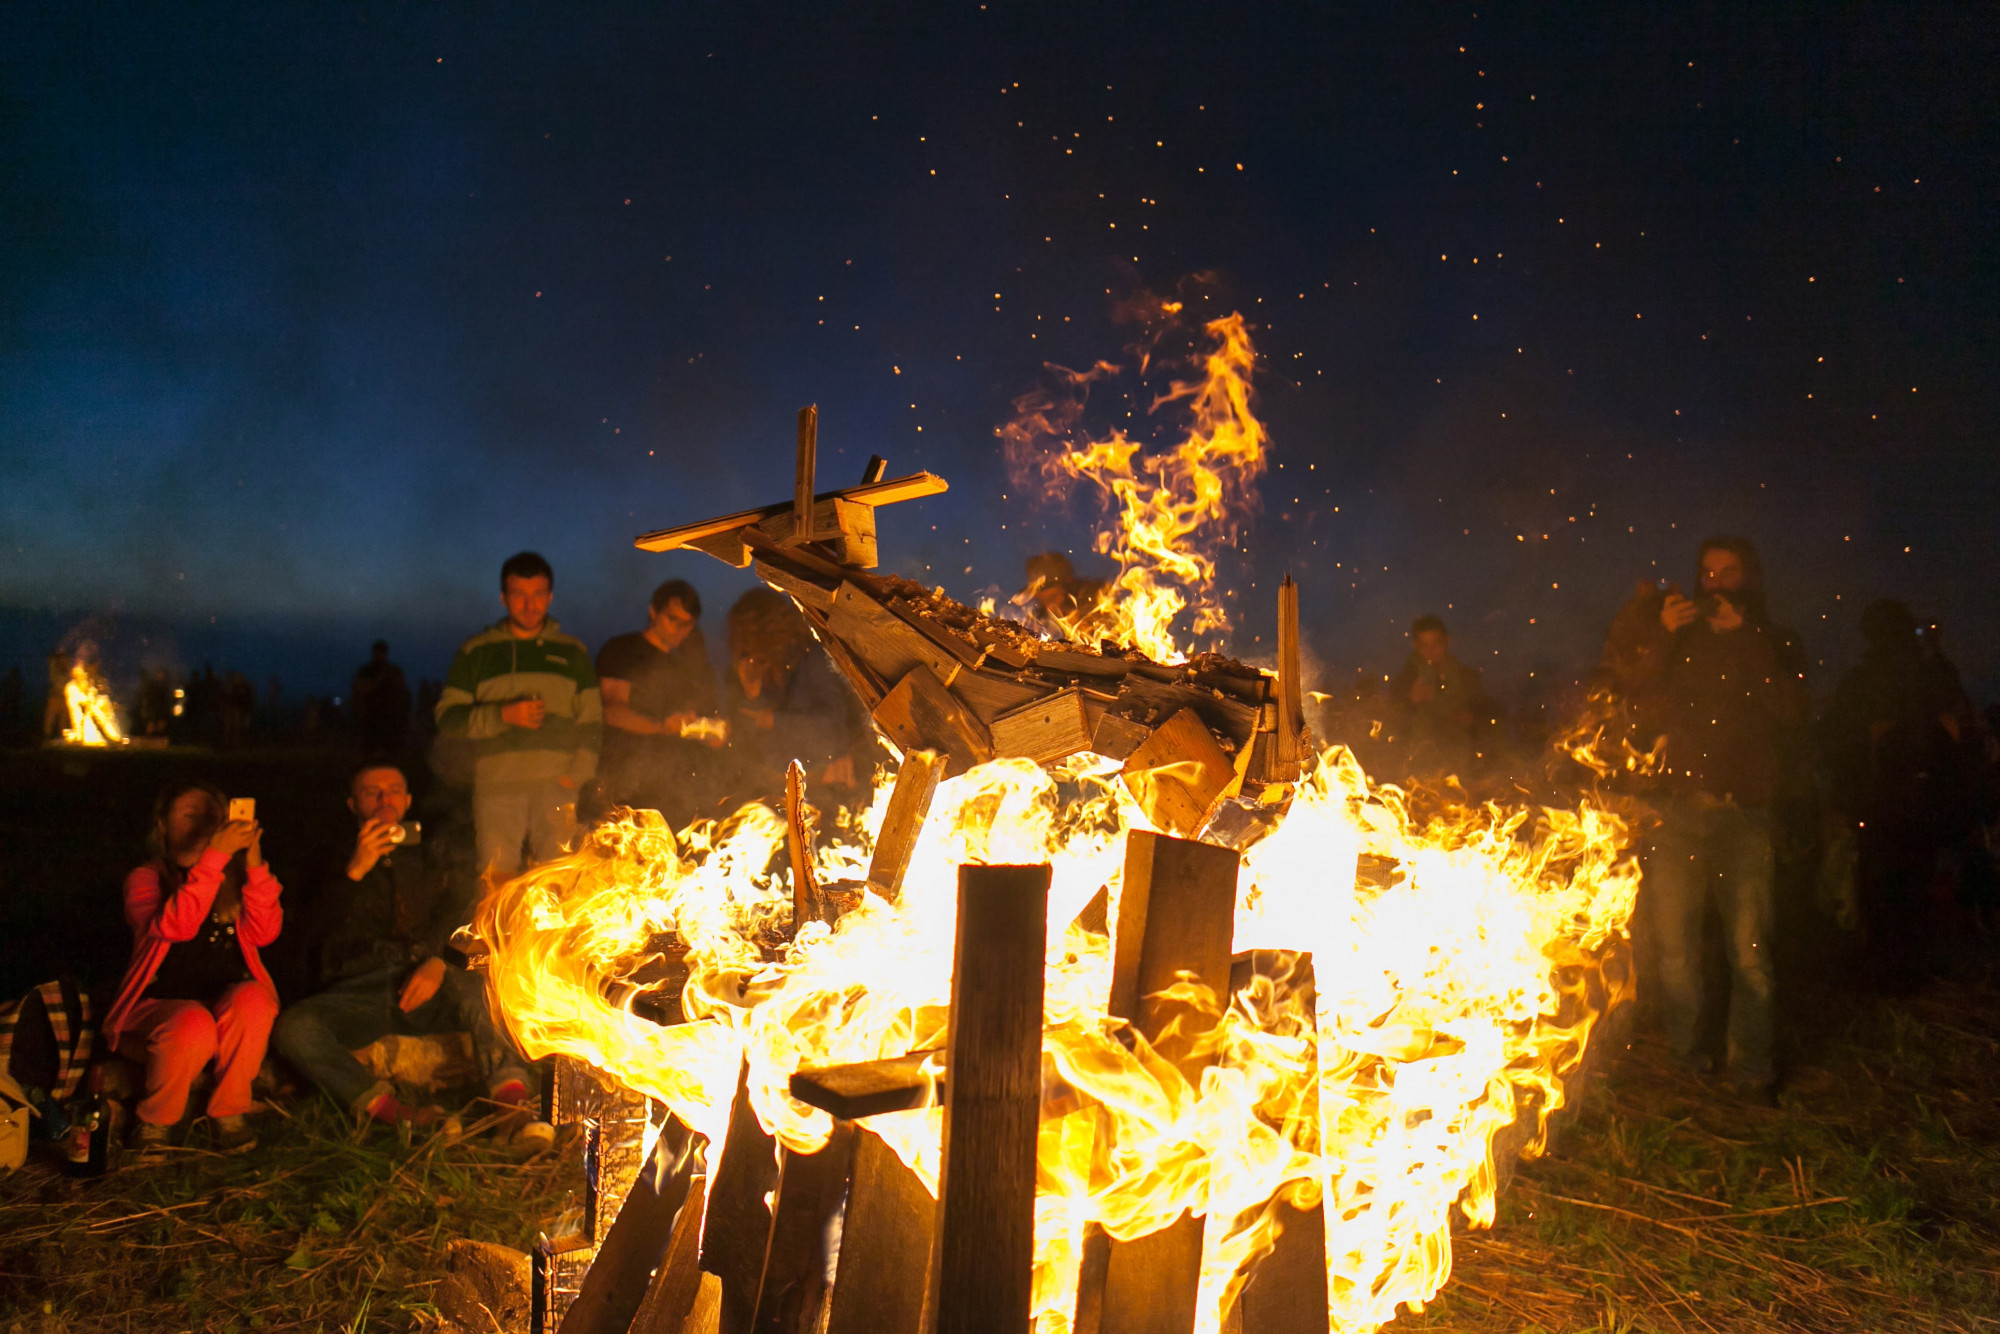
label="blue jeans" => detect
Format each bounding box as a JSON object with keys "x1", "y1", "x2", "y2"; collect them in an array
[
  {"x1": 272, "y1": 963, "x2": 525, "y2": 1110},
  {"x1": 1647, "y1": 797, "x2": 1777, "y2": 1085}
]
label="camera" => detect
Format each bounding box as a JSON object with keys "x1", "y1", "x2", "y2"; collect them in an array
[
  {"x1": 385, "y1": 820, "x2": 422, "y2": 847},
  {"x1": 227, "y1": 797, "x2": 255, "y2": 823}
]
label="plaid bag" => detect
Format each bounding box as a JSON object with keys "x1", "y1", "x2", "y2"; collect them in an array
[{"x1": 0, "y1": 978, "x2": 94, "y2": 1102}]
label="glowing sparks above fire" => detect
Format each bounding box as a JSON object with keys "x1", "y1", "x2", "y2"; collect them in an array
[{"x1": 480, "y1": 314, "x2": 1641, "y2": 1333}]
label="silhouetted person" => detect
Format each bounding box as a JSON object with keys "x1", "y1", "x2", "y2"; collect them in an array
[
  {"x1": 714, "y1": 589, "x2": 864, "y2": 811},
  {"x1": 1608, "y1": 537, "x2": 1806, "y2": 1098},
  {"x1": 221, "y1": 672, "x2": 255, "y2": 748},
  {"x1": 352, "y1": 640, "x2": 413, "y2": 757},
  {"x1": 596, "y1": 579, "x2": 723, "y2": 827},
  {"x1": 1386, "y1": 616, "x2": 1485, "y2": 777},
  {"x1": 42, "y1": 650, "x2": 70, "y2": 740},
  {"x1": 138, "y1": 668, "x2": 173, "y2": 737},
  {"x1": 1822, "y1": 600, "x2": 1976, "y2": 992}
]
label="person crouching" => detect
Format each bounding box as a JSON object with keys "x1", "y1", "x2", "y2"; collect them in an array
[
  {"x1": 102, "y1": 782, "x2": 283, "y2": 1158},
  {"x1": 273, "y1": 761, "x2": 548, "y2": 1148}
]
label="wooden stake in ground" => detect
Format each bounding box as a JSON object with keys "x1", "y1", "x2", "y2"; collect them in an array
[
  {"x1": 929, "y1": 862, "x2": 1051, "y2": 1334},
  {"x1": 791, "y1": 406, "x2": 817, "y2": 546},
  {"x1": 784, "y1": 761, "x2": 819, "y2": 929},
  {"x1": 557, "y1": 1116, "x2": 703, "y2": 1334},
  {"x1": 701, "y1": 1065, "x2": 780, "y2": 1334},
  {"x1": 750, "y1": 1122, "x2": 858, "y2": 1333},
  {"x1": 1075, "y1": 831, "x2": 1242, "y2": 1334}
]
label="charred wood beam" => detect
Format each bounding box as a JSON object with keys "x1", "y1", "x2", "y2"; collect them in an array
[
  {"x1": 929, "y1": 863, "x2": 1051, "y2": 1334},
  {"x1": 866, "y1": 749, "x2": 946, "y2": 901},
  {"x1": 557, "y1": 1117, "x2": 703, "y2": 1334},
  {"x1": 701, "y1": 1065, "x2": 780, "y2": 1334}
]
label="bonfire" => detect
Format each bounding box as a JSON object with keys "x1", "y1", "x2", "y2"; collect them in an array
[{"x1": 478, "y1": 313, "x2": 1642, "y2": 1334}]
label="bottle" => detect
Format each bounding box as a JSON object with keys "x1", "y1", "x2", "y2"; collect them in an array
[{"x1": 62, "y1": 1067, "x2": 108, "y2": 1179}]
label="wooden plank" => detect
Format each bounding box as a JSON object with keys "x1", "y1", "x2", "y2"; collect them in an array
[
  {"x1": 1119, "y1": 707, "x2": 1237, "y2": 839},
  {"x1": 1114, "y1": 675, "x2": 1260, "y2": 749},
  {"x1": 945, "y1": 666, "x2": 1049, "y2": 725},
  {"x1": 630, "y1": 1174, "x2": 710, "y2": 1334},
  {"x1": 828, "y1": 582, "x2": 957, "y2": 688},
  {"x1": 989, "y1": 686, "x2": 1095, "y2": 764},
  {"x1": 1269, "y1": 577, "x2": 1306, "y2": 780},
  {"x1": 825, "y1": 1128, "x2": 936, "y2": 1334},
  {"x1": 866, "y1": 750, "x2": 947, "y2": 901},
  {"x1": 1078, "y1": 831, "x2": 1242, "y2": 1334},
  {"x1": 1090, "y1": 712, "x2": 1152, "y2": 762},
  {"x1": 683, "y1": 1275, "x2": 723, "y2": 1334},
  {"x1": 558, "y1": 1117, "x2": 703, "y2": 1334},
  {"x1": 1233, "y1": 1198, "x2": 1331, "y2": 1334},
  {"x1": 930, "y1": 863, "x2": 1051, "y2": 1334},
  {"x1": 1030, "y1": 648, "x2": 1132, "y2": 678},
  {"x1": 861, "y1": 454, "x2": 888, "y2": 485},
  {"x1": 756, "y1": 496, "x2": 878, "y2": 569},
  {"x1": 872, "y1": 666, "x2": 994, "y2": 776},
  {"x1": 753, "y1": 558, "x2": 836, "y2": 613},
  {"x1": 798, "y1": 604, "x2": 887, "y2": 713},
  {"x1": 634, "y1": 474, "x2": 948, "y2": 553},
  {"x1": 791, "y1": 406, "x2": 818, "y2": 545},
  {"x1": 701, "y1": 1066, "x2": 779, "y2": 1334},
  {"x1": 789, "y1": 1049, "x2": 942, "y2": 1120},
  {"x1": 750, "y1": 1123, "x2": 856, "y2": 1334},
  {"x1": 784, "y1": 761, "x2": 819, "y2": 931},
  {"x1": 686, "y1": 529, "x2": 753, "y2": 568}
]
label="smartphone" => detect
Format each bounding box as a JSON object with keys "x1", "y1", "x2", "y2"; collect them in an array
[
  {"x1": 228, "y1": 797, "x2": 256, "y2": 823},
  {"x1": 386, "y1": 820, "x2": 423, "y2": 847}
]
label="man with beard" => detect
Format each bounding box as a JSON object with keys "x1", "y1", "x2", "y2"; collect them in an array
[
  {"x1": 595, "y1": 579, "x2": 724, "y2": 827},
  {"x1": 273, "y1": 761, "x2": 548, "y2": 1146},
  {"x1": 1610, "y1": 537, "x2": 1807, "y2": 1100}
]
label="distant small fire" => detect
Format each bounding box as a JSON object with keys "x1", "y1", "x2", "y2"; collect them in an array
[{"x1": 62, "y1": 662, "x2": 124, "y2": 746}]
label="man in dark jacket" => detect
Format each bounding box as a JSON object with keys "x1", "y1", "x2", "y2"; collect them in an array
[
  {"x1": 1610, "y1": 537, "x2": 1806, "y2": 1097},
  {"x1": 596, "y1": 579, "x2": 725, "y2": 827},
  {"x1": 1386, "y1": 615, "x2": 1487, "y2": 778},
  {"x1": 272, "y1": 762, "x2": 544, "y2": 1141}
]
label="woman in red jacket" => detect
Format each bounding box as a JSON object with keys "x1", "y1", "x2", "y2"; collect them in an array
[{"x1": 102, "y1": 782, "x2": 284, "y2": 1156}]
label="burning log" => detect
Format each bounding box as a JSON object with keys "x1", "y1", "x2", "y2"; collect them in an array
[
  {"x1": 700, "y1": 1065, "x2": 780, "y2": 1334},
  {"x1": 558, "y1": 1117, "x2": 704, "y2": 1334}
]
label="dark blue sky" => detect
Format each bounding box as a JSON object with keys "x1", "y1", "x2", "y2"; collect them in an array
[{"x1": 3, "y1": 3, "x2": 1995, "y2": 705}]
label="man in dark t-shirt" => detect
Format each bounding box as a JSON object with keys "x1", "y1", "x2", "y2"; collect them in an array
[{"x1": 596, "y1": 579, "x2": 724, "y2": 825}]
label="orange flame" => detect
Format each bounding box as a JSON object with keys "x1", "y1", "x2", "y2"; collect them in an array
[
  {"x1": 479, "y1": 746, "x2": 1637, "y2": 1333},
  {"x1": 1001, "y1": 312, "x2": 1267, "y2": 662}
]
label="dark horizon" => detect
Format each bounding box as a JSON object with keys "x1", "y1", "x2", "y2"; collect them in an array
[{"x1": 5, "y1": 3, "x2": 1995, "y2": 711}]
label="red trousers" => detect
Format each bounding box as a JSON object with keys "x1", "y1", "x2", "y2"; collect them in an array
[{"x1": 116, "y1": 983, "x2": 278, "y2": 1125}]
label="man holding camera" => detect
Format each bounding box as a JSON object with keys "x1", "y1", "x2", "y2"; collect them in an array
[
  {"x1": 272, "y1": 762, "x2": 544, "y2": 1141},
  {"x1": 596, "y1": 579, "x2": 725, "y2": 827},
  {"x1": 436, "y1": 552, "x2": 602, "y2": 876},
  {"x1": 1611, "y1": 537, "x2": 1807, "y2": 1100}
]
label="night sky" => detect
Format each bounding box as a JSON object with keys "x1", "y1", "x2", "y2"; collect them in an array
[{"x1": 4, "y1": 3, "x2": 1995, "y2": 709}]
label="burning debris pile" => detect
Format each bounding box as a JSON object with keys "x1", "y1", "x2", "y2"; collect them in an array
[
  {"x1": 61, "y1": 659, "x2": 124, "y2": 746},
  {"x1": 479, "y1": 315, "x2": 1643, "y2": 1334}
]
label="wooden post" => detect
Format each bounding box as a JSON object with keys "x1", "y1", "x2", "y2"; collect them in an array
[
  {"x1": 630, "y1": 1174, "x2": 711, "y2": 1333},
  {"x1": 751, "y1": 1124, "x2": 859, "y2": 1333},
  {"x1": 861, "y1": 454, "x2": 888, "y2": 485},
  {"x1": 785, "y1": 761, "x2": 819, "y2": 929},
  {"x1": 929, "y1": 863, "x2": 1050, "y2": 1334},
  {"x1": 825, "y1": 1129, "x2": 935, "y2": 1334},
  {"x1": 1272, "y1": 576, "x2": 1305, "y2": 778},
  {"x1": 792, "y1": 406, "x2": 818, "y2": 545},
  {"x1": 1077, "y1": 831, "x2": 1241, "y2": 1334},
  {"x1": 867, "y1": 749, "x2": 947, "y2": 901},
  {"x1": 558, "y1": 1117, "x2": 703, "y2": 1334},
  {"x1": 702, "y1": 1065, "x2": 780, "y2": 1334}
]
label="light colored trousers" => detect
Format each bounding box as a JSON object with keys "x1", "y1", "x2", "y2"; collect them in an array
[{"x1": 474, "y1": 776, "x2": 576, "y2": 877}]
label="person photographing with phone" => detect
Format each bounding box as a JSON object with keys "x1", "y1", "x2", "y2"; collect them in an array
[
  {"x1": 272, "y1": 762, "x2": 547, "y2": 1144},
  {"x1": 1604, "y1": 537, "x2": 1808, "y2": 1101},
  {"x1": 102, "y1": 782, "x2": 284, "y2": 1158}
]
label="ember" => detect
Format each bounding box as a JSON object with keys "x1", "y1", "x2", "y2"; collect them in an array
[{"x1": 481, "y1": 316, "x2": 1641, "y2": 1334}]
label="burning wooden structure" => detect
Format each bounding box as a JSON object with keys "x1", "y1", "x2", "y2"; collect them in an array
[{"x1": 527, "y1": 410, "x2": 1328, "y2": 1333}]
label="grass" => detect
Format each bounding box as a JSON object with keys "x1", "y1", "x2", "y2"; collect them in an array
[
  {"x1": 0, "y1": 1098, "x2": 578, "y2": 1333},
  {"x1": 1406, "y1": 981, "x2": 2000, "y2": 1334}
]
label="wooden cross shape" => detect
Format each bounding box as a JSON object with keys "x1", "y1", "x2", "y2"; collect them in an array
[{"x1": 633, "y1": 406, "x2": 947, "y2": 571}]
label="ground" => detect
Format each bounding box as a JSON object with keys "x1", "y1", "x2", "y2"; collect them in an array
[{"x1": 3, "y1": 745, "x2": 1997, "y2": 1332}]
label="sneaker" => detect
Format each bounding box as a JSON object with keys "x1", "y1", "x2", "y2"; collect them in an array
[
  {"x1": 213, "y1": 1114, "x2": 258, "y2": 1154},
  {"x1": 360, "y1": 1089, "x2": 442, "y2": 1129},
  {"x1": 128, "y1": 1120, "x2": 173, "y2": 1164}
]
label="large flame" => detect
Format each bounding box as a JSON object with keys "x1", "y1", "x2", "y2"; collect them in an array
[
  {"x1": 62, "y1": 663, "x2": 124, "y2": 745},
  {"x1": 1000, "y1": 310, "x2": 1267, "y2": 662},
  {"x1": 479, "y1": 748, "x2": 1637, "y2": 1334}
]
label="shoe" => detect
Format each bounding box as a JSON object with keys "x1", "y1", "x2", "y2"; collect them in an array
[
  {"x1": 129, "y1": 1120, "x2": 173, "y2": 1164},
  {"x1": 213, "y1": 1114, "x2": 258, "y2": 1154},
  {"x1": 361, "y1": 1089, "x2": 443, "y2": 1129}
]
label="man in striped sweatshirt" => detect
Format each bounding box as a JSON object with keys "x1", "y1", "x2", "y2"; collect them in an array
[{"x1": 437, "y1": 552, "x2": 603, "y2": 876}]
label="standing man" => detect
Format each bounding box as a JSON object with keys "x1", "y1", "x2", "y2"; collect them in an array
[
  {"x1": 437, "y1": 552, "x2": 602, "y2": 876},
  {"x1": 1610, "y1": 536, "x2": 1806, "y2": 1099},
  {"x1": 1386, "y1": 615, "x2": 1486, "y2": 777},
  {"x1": 352, "y1": 640, "x2": 413, "y2": 757},
  {"x1": 596, "y1": 579, "x2": 724, "y2": 827}
]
